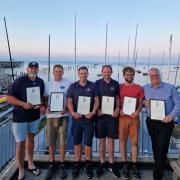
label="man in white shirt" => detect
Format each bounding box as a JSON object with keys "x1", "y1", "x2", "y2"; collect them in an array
[{"x1": 44, "y1": 64, "x2": 71, "y2": 180}]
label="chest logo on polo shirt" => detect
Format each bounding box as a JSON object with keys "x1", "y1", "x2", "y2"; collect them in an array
[
  {"x1": 86, "y1": 88, "x2": 91, "y2": 92},
  {"x1": 110, "y1": 86, "x2": 115, "y2": 91},
  {"x1": 60, "y1": 86, "x2": 65, "y2": 89}
]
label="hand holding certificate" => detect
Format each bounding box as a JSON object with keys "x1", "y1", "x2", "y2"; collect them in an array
[
  {"x1": 26, "y1": 87, "x2": 41, "y2": 105},
  {"x1": 123, "y1": 96, "x2": 136, "y2": 115},
  {"x1": 77, "y1": 96, "x2": 91, "y2": 115},
  {"x1": 49, "y1": 92, "x2": 64, "y2": 112},
  {"x1": 101, "y1": 96, "x2": 114, "y2": 115},
  {"x1": 150, "y1": 99, "x2": 165, "y2": 120}
]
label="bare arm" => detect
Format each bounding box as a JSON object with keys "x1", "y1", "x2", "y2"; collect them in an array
[
  {"x1": 131, "y1": 98, "x2": 143, "y2": 118},
  {"x1": 112, "y1": 96, "x2": 120, "y2": 118},
  {"x1": 7, "y1": 95, "x2": 33, "y2": 110},
  {"x1": 67, "y1": 97, "x2": 81, "y2": 119},
  {"x1": 86, "y1": 96, "x2": 99, "y2": 119}
]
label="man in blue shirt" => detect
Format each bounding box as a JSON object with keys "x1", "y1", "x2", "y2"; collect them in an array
[
  {"x1": 143, "y1": 67, "x2": 180, "y2": 180},
  {"x1": 67, "y1": 66, "x2": 99, "y2": 179},
  {"x1": 7, "y1": 62, "x2": 44, "y2": 180},
  {"x1": 95, "y1": 65, "x2": 120, "y2": 178}
]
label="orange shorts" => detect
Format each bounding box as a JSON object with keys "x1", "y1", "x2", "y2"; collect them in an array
[{"x1": 119, "y1": 116, "x2": 140, "y2": 144}]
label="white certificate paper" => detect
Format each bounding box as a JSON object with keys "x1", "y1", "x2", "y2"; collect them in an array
[
  {"x1": 123, "y1": 96, "x2": 137, "y2": 115},
  {"x1": 150, "y1": 99, "x2": 165, "y2": 120},
  {"x1": 50, "y1": 92, "x2": 64, "y2": 112},
  {"x1": 101, "y1": 96, "x2": 114, "y2": 115},
  {"x1": 26, "y1": 87, "x2": 41, "y2": 105},
  {"x1": 77, "y1": 96, "x2": 91, "y2": 115}
]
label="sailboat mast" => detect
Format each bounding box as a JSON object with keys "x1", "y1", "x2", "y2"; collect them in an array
[
  {"x1": 127, "y1": 37, "x2": 130, "y2": 65},
  {"x1": 105, "y1": 23, "x2": 108, "y2": 64},
  {"x1": 74, "y1": 14, "x2": 77, "y2": 81},
  {"x1": 167, "y1": 34, "x2": 172, "y2": 82},
  {"x1": 174, "y1": 54, "x2": 180, "y2": 86},
  {"x1": 4, "y1": 17, "x2": 14, "y2": 81},
  {"x1": 48, "y1": 34, "x2": 51, "y2": 81},
  {"x1": 133, "y1": 23, "x2": 138, "y2": 67}
]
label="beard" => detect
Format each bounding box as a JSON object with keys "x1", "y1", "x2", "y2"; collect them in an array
[
  {"x1": 125, "y1": 78, "x2": 133, "y2": 83},
  {"x1": 28, "y1": 73, "x2": 37, "y2": 78}
]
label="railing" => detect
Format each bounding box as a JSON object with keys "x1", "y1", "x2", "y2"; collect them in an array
[
  {"x1": 0, "y1": 108, "x2": 15, "y2": 174},
  {"x1": 0, "y1": 108, "x2": 179, "y2": 176}
]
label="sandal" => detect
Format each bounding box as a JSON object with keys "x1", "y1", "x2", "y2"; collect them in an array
[
  {"x1": 27, "y1": 167, "x2": 41, "y2": 176},
  {"x1": 18, "y1": 174, "x2": 25, "y2": 180}
]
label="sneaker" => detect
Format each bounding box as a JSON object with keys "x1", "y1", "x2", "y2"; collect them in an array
[
  {"x1": 72, "y1": 162, "x2": 82, "y2": 179},
  {"x1": 109, "y1": 163, "x2": 120, "y2": 178},
  {"x1": 132, "y1": 167, "x2": 141, "y2": 179},
  {"x1": 85, "y1": 161, "x2": 93, "y2": 179},
  {"x1": 45, "y1": 164, "x2": 55, "y2": 180},
  {"x1": 96, "y1": 162, "x2": 106, "y2": 178},
  {"x1": 60, "y1": 164, "x2": 67, "y2": 179},
  {"x1": 121, "y1": 163, "x2": 130, "y2": 180}
]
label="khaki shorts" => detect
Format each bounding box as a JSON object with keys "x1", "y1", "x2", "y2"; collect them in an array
[
  {"x1": 46, "y1": 116, "x2": 68, "y2": 146},
  {"x1": 119, "y1": 116, "x2": 140, "y2": 144}
]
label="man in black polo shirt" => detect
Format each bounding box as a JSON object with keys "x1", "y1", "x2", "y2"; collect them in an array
[
  {"x1": 67, "y1": 66, "x2": 99, "y2": 179},
  {"x1": 7, "y1": 62, "x2": 44, "y2": 180},
  {"x1": 95, "y1": 65, "x2": 120, "y2": 178}
]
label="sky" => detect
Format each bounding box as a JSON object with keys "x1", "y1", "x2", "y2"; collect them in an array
[{"x1": 0, "y1": 0, "x2": 180, "y2": 63}]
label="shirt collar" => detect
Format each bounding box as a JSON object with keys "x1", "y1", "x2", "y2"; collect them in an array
[{"x1": 150, "y1": 81, "x2": 162, "y2": 88}]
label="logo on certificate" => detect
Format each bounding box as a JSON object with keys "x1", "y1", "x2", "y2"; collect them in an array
[{"x1": 83, "y1": 97, "x2": 86, "y2": 102}]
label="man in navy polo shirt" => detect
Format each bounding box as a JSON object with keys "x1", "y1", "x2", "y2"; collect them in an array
[
  {"x1": 95, "y1": 65, "x2": 120, "y2": 178},
  {"x1": 7, "y1": 61, "x2": 44, "y2": 180},
  {"x1": 67, "y1": 66, "x2": 99, "y2": 179}
]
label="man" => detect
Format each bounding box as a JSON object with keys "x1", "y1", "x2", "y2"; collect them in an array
[
  {"x1": 44, "y1": 64, "x2": 71, "y2": 180},
  {"x1": 143, "y1": 67, "x2": 180, "y2": 180},
  {"x1": 67, "y1": 66, "x2": 99, "y2": 179},
  {"x1": 95, "y1": 65, "x2": 120, "y2": 178},
  {"x1": 119, "y1": 66, "x2": 144, "y2": 179},
  {"x1": 7, "y1": 61, "x2": 44, "y2": 180}
]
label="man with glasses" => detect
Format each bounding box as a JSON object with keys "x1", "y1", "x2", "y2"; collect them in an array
[{"x1": 143, "y1": 67, "x2": 180, "y2": 180}]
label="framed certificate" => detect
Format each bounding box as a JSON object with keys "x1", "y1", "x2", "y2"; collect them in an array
[
  {"x1": 26, "y1": 87, "x2": 41, "y2": 105},
  {"x1": 123, "y1": 96, "x2": 137, "y2": 115},
  {"x1": 77, "y1": 96, "x2": 91, "y2": 115},
  {"x1": 150, "y1": 99, "x2": 165, "y2": 120},
  {"x1": 49, "y1": 92, "x2": 64, "y2": 112},
  {"x1": 101, "y1": 96, "x2": 114, "y2": 115}
]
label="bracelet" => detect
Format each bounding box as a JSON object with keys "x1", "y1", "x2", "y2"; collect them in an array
[{"x1": 92, "y1": 111, "x2": 96, "y2": 115}]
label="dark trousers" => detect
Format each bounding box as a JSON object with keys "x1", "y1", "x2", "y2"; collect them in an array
[{"x1": 146, "y1": 118, "x2": 174, "y2": 179}]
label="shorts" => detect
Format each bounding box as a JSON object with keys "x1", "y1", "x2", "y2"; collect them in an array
[
  {"x1": 95, "y1": 115, "x2": 119, "y2": 139},
  {"x1": 12, "y1": 119, "x2": 40, "y2": 142},
  {"x1": 72, "y1": 119, "x2": 94, "y2": 146},
  {"x1": 119, "y1": 116, "x2": 140, "y2": 144},
  {"x1": 46, "y1": 116, "x2": 68, "y2": 146}
]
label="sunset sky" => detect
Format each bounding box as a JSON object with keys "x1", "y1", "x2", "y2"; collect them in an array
[{"x1": 0, "y1": 0, "x2": 180, "y2": 62}]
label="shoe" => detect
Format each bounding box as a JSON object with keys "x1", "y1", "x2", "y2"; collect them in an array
[
  {"x1": 85, "y1": 161, "x2": 93, "y2": 179},
  {"x1": 45, "y1": 164, "x2": 55, "y2": 180},
  {"x1": 60, "y1": 163, "x2": 67, "y2": 179},
  {"x1": 96, "y1": 162, "x2": 106, "y2": 177},
  {"x1": 121, "y1": 163, "x2": 130, "y2": 180},
  {"x1": 72, "y1": 162, "x2": 82, "y2": 179},
  {"x1": 109, "y1": 163, "x2": 120, "y2": 178},
  {"x1": 132, "y1": 167, "x2": 141, "y2": 179}
]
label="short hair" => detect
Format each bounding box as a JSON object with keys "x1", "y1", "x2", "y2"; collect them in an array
[
  {"x1": 148, "y1": 67, "x2": 161, "y2": 76},
  {"x1": 122, "y1": 66, "x2": 135, "y2": 76},
  {"x1": 78, "y1": 66, "x2": 88, "y2": 72},
  {"x1": 101, "y1": 65, "x2": 113, "y2": 73},
  {"x1": 53, "y1": 64, "x2": 64, "y2": 71}
]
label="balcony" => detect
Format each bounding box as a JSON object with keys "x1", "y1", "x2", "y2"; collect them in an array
[{"x1": 0, "y1": 108, "x2": 180, "y2": 180}]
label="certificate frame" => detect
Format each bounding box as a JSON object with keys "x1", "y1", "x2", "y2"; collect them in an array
[
  {"x1": 49, "y1": 92, "x2": 64, "y2": 112},
  {"x1": 150, "y1": 99, "x2": 165, "y2": 121},
  {"x1": 123, "y1": 96, "x2": 137, "y2": 115},
  {"x1": 77, "y1": 96, "x2": 91, "y2": 115},
  {"x1": 101, "y1": 96, "x2": 114, "y2": 115},
  {"x1": 26, "y1": 86, "x2": 41, "y2": 105}
]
